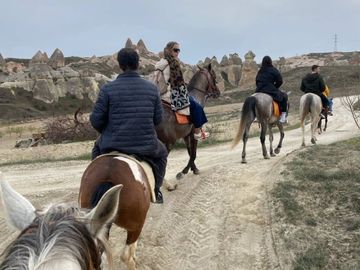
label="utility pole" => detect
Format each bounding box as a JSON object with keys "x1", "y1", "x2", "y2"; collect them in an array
[{"x1": 334, "y1": 34, "x2": 338, "y2": 52}]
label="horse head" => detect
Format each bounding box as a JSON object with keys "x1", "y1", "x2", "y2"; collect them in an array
[
  {"x1": 0, "y1": 172, "x2": 122, "y2": 270},
  {"x1": 189, "y1": 63, "x2": 220, "y2": 102}
]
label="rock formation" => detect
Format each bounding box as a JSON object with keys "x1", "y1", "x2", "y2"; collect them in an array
[
  {"x1": 238, "y1": 50, "x2": 258, "y2": 90},
  {"x1": 125, "y1": 38, "x2": 134, "y2": 49},
  {"x1": 0, "y1": 53, "x2": 5, "y2": 71},
  {"x1": 48, "y1": 48, "x2": 65, "y2": 69},
  {"x1": 29, "y1": 50, "x2": 48, "y2": 67},
  {"x1": 137, "y1": 39, "x2": 148, "y2": 53}
]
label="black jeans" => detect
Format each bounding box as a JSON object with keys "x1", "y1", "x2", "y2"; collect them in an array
[{"x1": 318, "y1": 93, "x2": 330, "y2": 108}]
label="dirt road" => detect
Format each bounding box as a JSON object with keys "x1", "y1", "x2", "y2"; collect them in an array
[{"x1": 0, "y1": 98, "x2": 358, "y2": 269}]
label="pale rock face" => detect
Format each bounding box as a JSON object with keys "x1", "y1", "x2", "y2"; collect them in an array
[
  {"x1": 30, "y1": 50, "x2": 48, "y2": 66},
  {"x1": 220, "y1": 55, "x2": 229, "y2": 66},
  {"x1": 48, "y1": 48, "x2": 65, "y2": 69},
  {"x1": 229, "y1": 53, "x2": 242, "y2": 65},
  {"x1": 238, "y1": 51, "x2": 258, "y2": 90},
  {"x1": 5, "y1": 61, "x2": 26, "y2": 73},
  {"x1": 0, "y1": 53, "x2": 6, "y2": 71}
]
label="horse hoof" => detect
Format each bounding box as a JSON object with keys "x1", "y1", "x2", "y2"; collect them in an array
[
  {"x1": 311, "y1": 139, "x2": 316, "y2": 144},
  {"x1": 271, "y1": 153, "x2": 276, "y2": 157},
  {"x1": 192, "y1": 169, "x2": 200, "y2": 175},
  {"x1": 176, "y1": 172, "x2": 184, "y2": 180},
  {"x1": 301, "y1": 143, "x2": 306, "y2": 147},
  {"x1": 264, "y1": 155, "x2": 270, "y2": 159},
  {"x1": 274, "y1": 148, "x2": 280, "y2": 154},
  {"x1": 166, "y1": 182, "x2": 178, "y2": 191},
  {"x1": 241, "y1": 159, "x2": 247, "y2": 164}
]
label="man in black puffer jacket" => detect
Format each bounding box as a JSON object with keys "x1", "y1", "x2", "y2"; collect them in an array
[
  {"x1": 300, "y1": 65, "x2": 330, "y2": 112},
  {"x1": 90, "y1": 48, "x2": 167, "y2": 203}
]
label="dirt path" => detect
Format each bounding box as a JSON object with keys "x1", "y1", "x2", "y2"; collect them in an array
[{"x1": 0, "y1": 98, "x2": 358, "y2": 269}]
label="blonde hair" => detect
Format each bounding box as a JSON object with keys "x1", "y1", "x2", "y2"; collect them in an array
[{"x1": 164, "y1": 41, "x2": 179, "y2": 57}]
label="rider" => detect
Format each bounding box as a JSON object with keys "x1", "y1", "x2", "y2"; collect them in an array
[
  {"x1": 155, "y1": 41, "x2": 209, "y2": 140},
  {"x1": 300, "y1": 65, "x2": 330, "y2": 118},
  {"x1": 90, "y1": 48, "x2": 167, "y2": 204},
  {"x1": 255, "y1": 55, "x2": 288, "y2": 123}
]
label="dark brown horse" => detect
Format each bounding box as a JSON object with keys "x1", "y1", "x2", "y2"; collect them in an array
[
  {"x1": 79, "y1": 154, "x2": 153, "y2": 270},
  {"x1": 0, "y1": 172, "x2": 122, "y2": 270},
  {"x1": 156, "y1": 63, "x2": 220, "y2": 180}
]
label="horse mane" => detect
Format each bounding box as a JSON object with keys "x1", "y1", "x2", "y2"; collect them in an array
[{"x1": 0, "y1": 204, "x2": 112, "y2": 270}]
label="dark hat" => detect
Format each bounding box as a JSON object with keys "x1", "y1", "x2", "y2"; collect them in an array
[{"x1": 261, "y1": 56, "x2": 273, "y2": 67}]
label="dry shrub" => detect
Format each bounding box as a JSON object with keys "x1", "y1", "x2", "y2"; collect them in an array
[{"x1": 45, "y1": 110, "x2": 98, "y2": 144}]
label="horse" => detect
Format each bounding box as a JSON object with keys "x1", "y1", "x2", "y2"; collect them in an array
[
  {"x1": 231, "y1": 93, "x2": 285, "y2": 163},
  {"x1": 299, "y1": 93, "x2": 322, "y2": 146},
  {"x1": 156, "y1": 63, "x2": 220, "y2": 180},
  {"x1": 0, "y1": 172, "x2": 122, "y2": 270},
  {"x1": 78, "y1": 154, "x2": 153, "y2": 270}
]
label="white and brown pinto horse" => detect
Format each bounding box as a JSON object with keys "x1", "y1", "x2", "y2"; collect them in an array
[
  {"x1": 300, "y1": 93, "x2": 322, "y2": 146},
  {"x1": 79, "y1": 154, "x2": 154, "y2": 270},
  {"x1": 0, "y1": 172, "x2": 122, "y2": 270}
]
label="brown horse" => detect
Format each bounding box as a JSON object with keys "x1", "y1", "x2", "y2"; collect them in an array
[
  {"x1": 156, "y1": 63, "x2": 220, "y2": 180},
  {"x1": 0, "y1": 172, "x2": 122, "y2": 270},
  {"x1": 231, "y1": 93, "x2": 286, "y2": 163},
  {"x1": 78, "y1": 154, "x2": 153, "y2": 270}
]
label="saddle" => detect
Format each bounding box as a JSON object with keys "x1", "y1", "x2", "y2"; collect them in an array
[
  {"x1": 98, "y1": 152, "x2": 156, "y2": 202},
  {"x1": 272, "y1": 101, "x2": 281, "y2": 118},
  {"x1": 162, "y1": 100, "x2": 190, "y2": 124}
]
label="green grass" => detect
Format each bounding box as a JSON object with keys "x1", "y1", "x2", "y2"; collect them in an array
[{"x1": 272, "y1": 136, "x2": 360, "y2": 269}]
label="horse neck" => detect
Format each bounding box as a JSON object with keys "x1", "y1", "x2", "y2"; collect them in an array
[{"x1": 188, "y1": 75, "x2": 208, "y2": 106}]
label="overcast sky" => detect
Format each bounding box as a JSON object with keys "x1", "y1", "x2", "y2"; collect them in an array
[{"x1": 1, "y1": 0, "x2": 359, "y2": 64}]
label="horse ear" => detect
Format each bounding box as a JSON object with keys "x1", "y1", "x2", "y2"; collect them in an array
[
  {"x1": 87, "y1": 184, "x2": 122, "y2": 237},
  {"x1": 0, "y1": 172, "x2": 36, "y2": 231}
]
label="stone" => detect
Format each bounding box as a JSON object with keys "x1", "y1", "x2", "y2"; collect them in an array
[
  {"x1": 137, "y1": 39, "x2": 148, "y2": 53},
  {"x1": 48, "y1": 48, "x2": 65, "y2": 69},
  {"x1": 30, "y1": 50, "x2": 48, "y2": 66},
  {"x1": 125, "y1": 38, "x2": 133, "y2": 48},
  {"x1": 0, "y1": 53, "x2": 6, "y2": 71}
]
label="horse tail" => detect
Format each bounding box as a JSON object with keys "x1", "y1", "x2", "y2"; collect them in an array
[
  {"x1": 300, "y1": 94, "x2": 312, "y2": 125},
  {"x1": 91, "y1": 182, "x2": 114, "y2": 208},
  {"x1": 231, "y1": 96, "x2": 256, "y2": 149}
]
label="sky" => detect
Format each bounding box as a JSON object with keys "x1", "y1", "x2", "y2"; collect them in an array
[{"x1": 1, "y1": 0, "x2": 359, "y2": 64}]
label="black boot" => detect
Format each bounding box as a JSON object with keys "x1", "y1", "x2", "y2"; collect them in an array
[{"x1": 154, "y1": 188, "x2": 163, "y2": 204}]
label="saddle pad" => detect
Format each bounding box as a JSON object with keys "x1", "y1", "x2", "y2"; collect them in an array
[
  {"x1": 100, "y1": 152, "x2": 156, "y2": 202},
  {"x1": 272, "y1": 101, "x2": 281, "y2": 118},
  {"x1": 175, "y1": 112, "x2": 190, "y2": 124}
]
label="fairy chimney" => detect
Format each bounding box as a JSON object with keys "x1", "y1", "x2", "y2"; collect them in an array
[
  {"x1": 48, "y1": 48, "x2": 65, "y2": 69},
  {"x1": 29, "y1": 50, "x2": 48, "y2": 67},
  {"x1": 220, "y1": 55, "x2": 229, "y2": 66},
  {"x1": 0, "y1": 53, "x2": 5, "y2": 71},
  {"x1": 125, "y1": 38, "x2": 134, "y2": 49},
  {"x1": 137, "y1": 39, "x2": 148, "y2": 53},
  {"x1": 238, "y1": 50, "x2": 258, "y2": 90}
]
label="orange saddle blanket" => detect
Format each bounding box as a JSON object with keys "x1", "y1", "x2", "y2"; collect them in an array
[
  {"x1": 175, "y1": 112, "x2": 190, "y2": 124},
  {"x1": 273, "y1": 101, "x2": 281, "y2": 118}
]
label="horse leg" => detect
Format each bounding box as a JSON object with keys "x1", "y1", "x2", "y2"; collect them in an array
[
  {"x1": 121, "y1": 230, "x2": 141, "y2": 270},
  {"x1": 324, "y1": 116, "x2": 328, "y2": 131},
  {"x1": 260, "y1": 123, "x2": 269, "y2": 159},
  {"x1": 268, "y1": 125, "x2": 275, "y2": 157},
  {"x1": 176, "y1": 135, "x2": 196, "y2": 179},
  {"x1": 274, "y1": 123, "x2": 285, "y2": 154},
  {"x1": 241, "y1": 126, "x2": 250, "y2": 163},
  {"x1": 317, "y1": 118, "x2": 322, "y2": 134},
  {"x1": 311, "y1": 115, "x2": 320, "y2": 144}
]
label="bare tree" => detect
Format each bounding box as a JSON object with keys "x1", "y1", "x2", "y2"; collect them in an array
[{"x1": 341, "y1": 95, "x2": 360, "y2": 129}]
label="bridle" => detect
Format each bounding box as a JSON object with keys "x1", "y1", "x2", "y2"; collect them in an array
[{"x1": 190, "y1": 69, "x2": 220, "y2": 98}]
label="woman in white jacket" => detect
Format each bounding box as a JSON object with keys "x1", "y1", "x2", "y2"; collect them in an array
[{"x1": 155, "y1": 41, "x2": 209, "y2": 140}]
